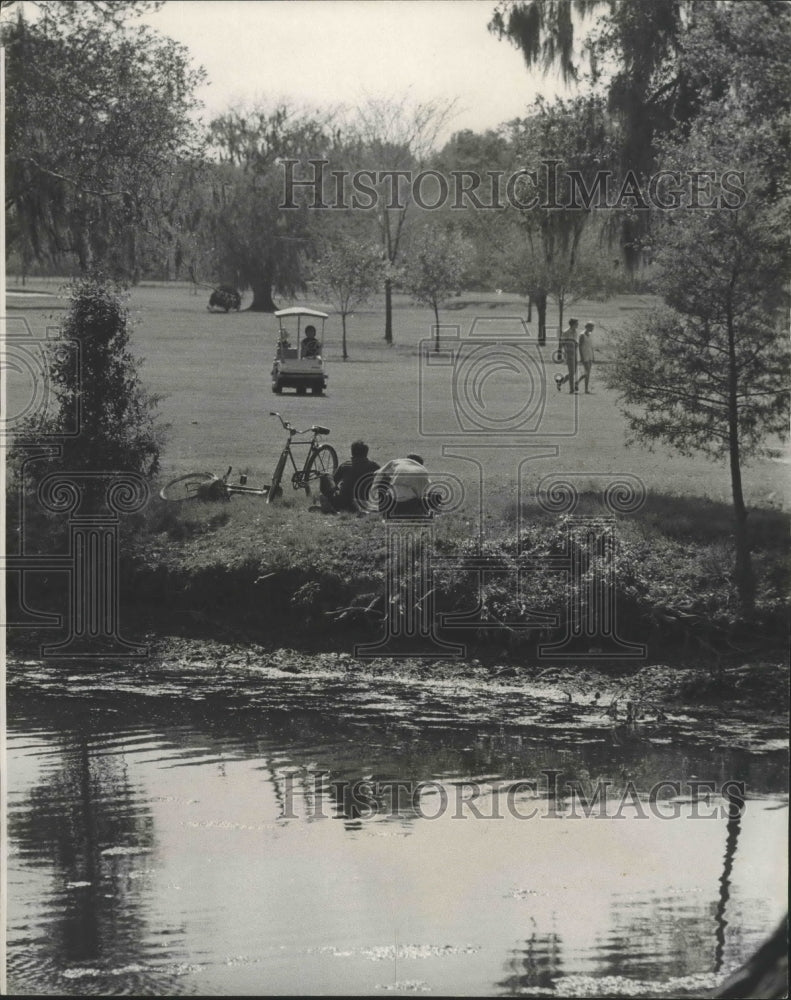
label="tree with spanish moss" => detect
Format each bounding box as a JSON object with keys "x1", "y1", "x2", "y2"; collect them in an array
[
  {"x1": 207, "y1": 105, "x2": 333, "y2": 311},
  {"x1": 3, "y1": 0, "x2": 205, "y2": 278},
  {"x1": 489, "y1": 0, "x2": 704, "y2": 266}
]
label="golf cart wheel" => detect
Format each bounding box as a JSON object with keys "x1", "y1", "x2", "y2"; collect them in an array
[
  {"x1": 311, "y1": 386, "x2": 324, "y2": 396},
  {"x1": 296, "y1": 386, "x2": 307, "y2": 395},
  {"x1": 272, "y1": 381, "x2": 282, "y2": 394}
]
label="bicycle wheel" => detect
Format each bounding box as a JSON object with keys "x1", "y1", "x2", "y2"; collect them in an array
[
  {"x1": 303, "y1": 444, "x2": 338, "y2": 494},
  {"x1": 266, "y1": 451, "x2": 288, "y2": 504},
  {"x1": 160, "y1": 472, "x2": 217, "y2": 502}
]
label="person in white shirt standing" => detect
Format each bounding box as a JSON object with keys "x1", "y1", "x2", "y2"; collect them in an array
[{"x1": 575, "y1": 322, "x2": 595, "y2": 394}]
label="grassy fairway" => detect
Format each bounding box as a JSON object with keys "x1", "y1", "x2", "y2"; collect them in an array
[{"x1": 8, "y1": 281, "x2": 788, "y2": 514}]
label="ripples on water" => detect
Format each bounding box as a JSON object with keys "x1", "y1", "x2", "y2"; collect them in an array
[{"x1": 6, "y1": 673, "x2": 788, "y2": 996}]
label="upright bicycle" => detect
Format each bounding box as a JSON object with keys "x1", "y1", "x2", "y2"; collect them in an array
[{"x1": 266, "y1": 411, "x2": 338, "y2": 503}]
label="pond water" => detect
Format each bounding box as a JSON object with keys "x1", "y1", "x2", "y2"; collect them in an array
[{"x1": 6, "y1": 670, "x2": 788, "y2": 997}]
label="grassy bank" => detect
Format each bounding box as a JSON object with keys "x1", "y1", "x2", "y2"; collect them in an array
[
  {"x1": 127, "y1": 487, "x2": 788, "y2": 655},
  {"x1": 10, "y1": 485, "x2": 783, "y2": 673}
]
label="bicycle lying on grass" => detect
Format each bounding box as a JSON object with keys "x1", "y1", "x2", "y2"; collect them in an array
[
  {"x1": 159, "y1": 412, "x2": 338, "y2": 504},
  {"x1": 159, "y1": 466, "x2": 269, "y2": 502}
]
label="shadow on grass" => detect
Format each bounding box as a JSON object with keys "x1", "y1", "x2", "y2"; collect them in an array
[
  {"x1": 444, "y1": 299, "x2": 523, "y2": 312},
  {"x1": 506, "y1": 490, "x2": 788, "y2": 552},
  {"x1": 632, "y1": 493, "x2": 789, "y2": 550},
  {"x1": 7, "y1": 303, "x2": 68, "y2": 311}
]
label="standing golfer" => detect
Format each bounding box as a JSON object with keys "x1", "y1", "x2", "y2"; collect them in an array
[
  {"x1": 576, "y1": 323, "x2": 595, "y2": 393},
  {"x1": 556, "y1": 318, "x2": 579, "y2": 393}
]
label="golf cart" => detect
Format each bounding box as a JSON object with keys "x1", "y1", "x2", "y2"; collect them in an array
[{"x1": 270, "y1": 307, "x2": 329, "y2": 396}]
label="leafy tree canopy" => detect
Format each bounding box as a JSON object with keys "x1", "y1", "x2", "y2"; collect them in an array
[
  {"x1": 604, "y1": 45, "x2": 791, "y2": 611},
  {"x1": 3, "y1": 0, "x2": 205, "y2": 276},
  {"x1": 403, "y1": 226, "x2": 471, "y2": 348},
  {"x1": 308, "y1": 232, "x2": 384, "y2": 359}
]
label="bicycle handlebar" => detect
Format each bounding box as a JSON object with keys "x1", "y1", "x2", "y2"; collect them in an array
[{"x1": 269, "y1": 411, "x2": 328, "y2": 436}]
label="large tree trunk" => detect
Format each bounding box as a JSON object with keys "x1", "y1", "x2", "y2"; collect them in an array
[
  {"x1": 535, "y1": 292, "x2": 548, "y2": 346},
  {"x1": 730, "y1": 442, "x2": 754, "y2": 614},
  {"x1": 341, "y1": 313, "x2": 348, "y2": 360},
  {"x1": 729, "y1": 435, "x2": 755, "y2": 614},
  {"x1": 249, "y1": 274, "x2": 278, "y2": 312},
  {"x1": 726, "y1": 308, "x2": 755, "y2": 613},
  {"x1": 434, "y1": 304, "x2": 441, "y2": 352},
  {"x1": 384, "y1": 277, "x2": 393, "y2": 344},
  {"x1": 76, "y1": 227, "x2": 93, "y2": 273},
  {"x1": 557, "y1": 295, "x2": 564, "y2": 338}
]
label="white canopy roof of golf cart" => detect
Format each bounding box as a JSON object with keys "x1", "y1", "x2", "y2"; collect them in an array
[{"x1": 274, "y1": 307, "x2": 328, "y2": 319}]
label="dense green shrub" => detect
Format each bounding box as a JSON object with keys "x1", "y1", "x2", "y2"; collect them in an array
[{"x1": 9, "y1": 276, "x2": 165, "y2": 492}]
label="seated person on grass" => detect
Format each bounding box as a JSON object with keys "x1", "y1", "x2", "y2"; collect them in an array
[
  {"x1": 319, "y1": 440, "x2": 380, "y2": 513},
  {"x1": 372, "y1": 453, "x2": 441, "y2": 518}
]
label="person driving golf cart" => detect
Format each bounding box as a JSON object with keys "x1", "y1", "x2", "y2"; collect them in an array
[
  {"x1": 301, "y1": 325, "x2": 321, "y2": 359},
  {"x1": 271, "y1": 307, "x2": 329, "y2": 395}
]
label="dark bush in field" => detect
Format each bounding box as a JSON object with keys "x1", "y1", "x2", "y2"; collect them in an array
[{"x1": 208, "y1": 286, "x2": 241, "y2": 312}]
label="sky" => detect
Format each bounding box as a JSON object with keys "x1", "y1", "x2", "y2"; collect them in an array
[{"x1": 140, "y1": 0, "x2": 573, "y2": 141}]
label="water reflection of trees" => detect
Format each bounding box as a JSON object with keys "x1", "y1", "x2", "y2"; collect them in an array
[
  {"x1": 592, "y1": 910, "x2": 715, "y2": 981},
  {"x1": 498, "y1": 931, "x2": 563, "y2": 994},
  {"x1": 714, "y1": 791, "x2": 743, "y2": 973},
  {"x1": 227, "y1": 702, "x2": 787, "y2": 831},
  {"x1": 588, "y1": 799, "x2": 744, "y2": 983},
  {"x1": 24, "y1": 689, "x2": 780, "y2": 836},
  {"x1": 8, "y1": 709, "x2": 164, "y2": 993},
  {"x1": 9, "y1": 685, "x2": 785, "y2": 995},
  {"x1": 19, "y1": 683, "x2": 783, "y2": 828}
]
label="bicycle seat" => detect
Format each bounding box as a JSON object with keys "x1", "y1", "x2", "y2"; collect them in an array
[{"x1": 312, "y1": 425, "x2": 330, "y2": 435}]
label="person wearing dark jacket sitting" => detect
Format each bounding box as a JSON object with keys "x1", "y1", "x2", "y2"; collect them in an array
[
  {"x1": 319, "y1": 440, "x2": 379, "y2": 513},
  {"x1": 300, "y1": 325, "x2": 321, "y2": 358}
]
